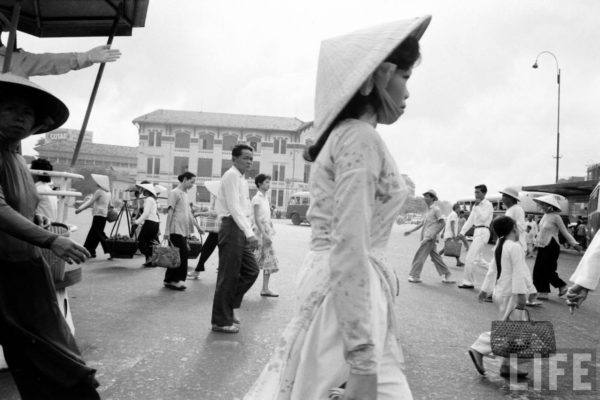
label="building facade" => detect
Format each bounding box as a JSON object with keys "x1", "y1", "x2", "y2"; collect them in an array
[{"x1": 133, "y1": 110, "x2": 315, "y2": 209}]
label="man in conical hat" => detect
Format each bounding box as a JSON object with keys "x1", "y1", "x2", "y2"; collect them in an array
[{"x1": 0, "y1": 73, "x2": 99, "y2": 398}]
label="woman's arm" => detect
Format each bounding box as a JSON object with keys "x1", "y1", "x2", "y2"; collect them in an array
[
  {"x1": 134, "y1": 197, "x2": 152, "y2": 225},
  {"x1": 555, "y1": 215, "x2": 581, "y2": 248},
  {"x1": 76, "y1": 190, "x2": 99, "y2": 213},
  {"x1": 253, "y1": 203, "x2": 263, "y2": 236}
]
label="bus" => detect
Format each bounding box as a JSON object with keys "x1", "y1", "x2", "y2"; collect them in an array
[
  {"x1": 286, "y1": 191, "x2": 310, "y2": 225},
  {"x1": 455, "y1": 191, "x2": 570, "y2": 243}
]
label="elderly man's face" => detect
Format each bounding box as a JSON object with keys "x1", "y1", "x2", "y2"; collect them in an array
[{"x1": 0, "y1": 96, "x2": 36, "y2": 143}]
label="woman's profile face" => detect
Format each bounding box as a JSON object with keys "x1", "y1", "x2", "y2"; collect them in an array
[
  {"x1": 0, "y1": 96, "x2": 36, "y2": 143},
  {"x1": 385, "y1": 67, "x2": 412, "y2": 116}
]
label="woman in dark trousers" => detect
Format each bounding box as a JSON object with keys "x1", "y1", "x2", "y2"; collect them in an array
[
  {"x1": 188, "y1": 232, "x2": 219, "y2": 279},
  {"x1": 0, "y1": 73, "x2": 99, "y2": 399},
  {"x1": 133, "y1": 183, "x2": 160, "y2": 267},
  {"x1": 75, "y1": 173, "x2": 111, "y2": 258},
  {"x1": 163, "y1": 172, "x2": 202, "y2": 290},
  {"x1": 530, "y1": 195, "x2": 582, "y2": 301}
]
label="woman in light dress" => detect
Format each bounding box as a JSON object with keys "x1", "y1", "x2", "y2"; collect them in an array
[
  {"x1": 244, "y1": 16, "x2": 431, "y2": 400},
  {"x1": 252, "y1": 174, "x2": 279, "y2": 297},
  {"x1": 468, "y1": 216, "x2": 533, "y2": 378}
]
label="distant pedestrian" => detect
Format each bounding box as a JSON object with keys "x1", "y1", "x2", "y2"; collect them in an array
[
  {"x1": 468, "y1": 216, "x2": 531, "y2": 378},
  {"x1": 439, "y1": 203, "x2": 465, "y2": 267},
  {"x1": 457, "y1": 184, "x2": 493, "y2": 289},
  {"x1": 525, "y1": 214, "x2": 538, "y2": 237},
  {"x1": 163, "y1": 172, "x2": 202, "y2": 291},
  {"x1": 529, "y1": 195, "x2": 581, "y2": 301},
  {"x1": 525, "y1": 226, "x2": 536, "y2": 258},
  {"x1": 252, "y1": 174, "x2": 279, "y2": 297},
  {"x1": 133, "y1": 183, "x2": 160, "y2": 267},
  {"x1": 576, "y1": 220, "x2": 588, "y2": 250},
  {"x1": 405, "y1": 189, "x2": 454, "y2": 283},
  {"x1": 75, "y1": 174, "x2": 111, "y2": 258},
  {"x1": 211, "y1": 144, "x2": 259, "y2": 333},
  {"x1": 189, "y1": 181, "x2": 221, "y2": 280}
]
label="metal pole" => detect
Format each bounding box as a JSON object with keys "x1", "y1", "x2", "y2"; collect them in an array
[
  {"x1": 555, "y1": 69, "x2": 561, "y2": 183},
  {"x1": 1, "y1": 0, "x2": 22, "y2": 73},
  {"x1": 71, "y1": 3, "x2": 122, "y2": 167}
]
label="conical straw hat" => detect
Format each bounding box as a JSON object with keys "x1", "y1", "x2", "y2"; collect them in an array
[
  {"x1": 91, "y1": 174, "x2": 110, "y2": 192},
  {"x1": 533, "y1": 194, "x2": 562, "y2": 212},
  {"x1": 313, "y1": 16, "x2": 431, "y2": 143},
  {"x1": 0, "y1": 73, "x2": 69, "y2": 133},
  {"x1": 136, "y1": 183, "x2": 157, "y2": 197},
  {"x1": 204, "y1": 181, "x2": 221, "y2": 197}
]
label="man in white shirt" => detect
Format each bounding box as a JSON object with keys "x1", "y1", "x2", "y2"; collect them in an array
[
  {"x1": 525, "y1": 214, "x2": 539, "y2": 238},
  {"x1": 211, "y1": 144, "x2": 259, "y2": 333},
  {"x1": 500, "y1": 188, "x2": 526, "y2": 251},
  {"x1": 404, "y1": 189, "x2": 454, "y2": 283},
  {"x1": 457, "y1": 184, "x2": 494, "y2": 289}
]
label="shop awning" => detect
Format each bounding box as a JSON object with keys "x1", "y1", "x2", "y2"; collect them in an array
[{"x1": 522, "y1": 180, "x2": 599, "y2": 202}]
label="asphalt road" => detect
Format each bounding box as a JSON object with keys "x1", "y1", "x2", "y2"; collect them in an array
[{"x1": 1, "y1": 210, "x2": 598, "y2": 400}]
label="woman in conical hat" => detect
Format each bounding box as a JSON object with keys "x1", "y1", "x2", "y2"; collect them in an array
[
  {"x1": 75, "y1": 173, "x2": 112, "y2": 258},
  {"x1": 133, "y1": 183, "x2": 160, "y2": 267},
  {"x1": 0, "y1": 73, "x2": 99, "y2": 398},
  {"x1": 245, "y1": 16, "x2": 431, "y2": 400},
  {"x1": 529, "y1": 195, "x2": 581, "y2": 301}
]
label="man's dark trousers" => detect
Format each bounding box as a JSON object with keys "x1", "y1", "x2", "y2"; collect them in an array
[{"x1": 211, "y1": 217, "x2": 259, "y2": 326}]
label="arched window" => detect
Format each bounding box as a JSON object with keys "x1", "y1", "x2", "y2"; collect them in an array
[
  {"x1": 247, "y1": 136, "x2": 261, "y2": 153},
  {"x1": 223, "y1": 135, "x2": 238, "y2": 151},
  {"x1": 175, "y1": 131, "x2": 191, "y2": 149},
  {"x1": 199, "y1": 134, "x2": 214, "y2": 150}
]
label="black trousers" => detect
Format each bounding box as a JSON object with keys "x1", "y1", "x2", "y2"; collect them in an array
[
  {"x1": 194, "y1": 232, "x2": 219, "y2": 272},
  {"x1": 138, "y1": 221, "x2": 160, "y2": 259},
  {"x1": 211, "y1": 217, "x2": 259, "y2": 326},
  {"x1": 164, "y1": 234, "x2": 188, "y2": 283},
  {"x1": 83, "y1": 216, "x2": 107, "y2": 257},
  {"x1": 533, "y1": 238, "x2": 566, "y2": 293}
]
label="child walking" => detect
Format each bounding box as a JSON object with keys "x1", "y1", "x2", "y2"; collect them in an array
[
  {"x1": 525, "y1": 225, "x2": 536, "y2": 258},
  {"x1": 467, "y1": 216, "x2": 532, "y2": 378}
]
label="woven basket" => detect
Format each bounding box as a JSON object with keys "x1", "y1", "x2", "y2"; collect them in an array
[
  {"x1": 104, "y1": 238, "x2": 138, "y2": 258},
  {"x1": 41, "y1": 222, "x2": 70, "y2": 283},
  {"x1": 491, "y1": 309, "x2": 556, "y2": 358}
]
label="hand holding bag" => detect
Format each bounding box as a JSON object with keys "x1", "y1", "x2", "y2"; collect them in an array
[
  {"x1": 491, "y1": 308, "x2": 556, "y2": 358},
  {"x1": 151, "y1": 239, "x2": 181, "y2": 269},
  {"x1": 443, "y1": 238, "x2": 462, "y2": 257}
]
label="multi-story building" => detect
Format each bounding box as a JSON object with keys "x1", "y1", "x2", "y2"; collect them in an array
[{"x1": 133, "y1": 109, "x2": 315, "y2": 209}]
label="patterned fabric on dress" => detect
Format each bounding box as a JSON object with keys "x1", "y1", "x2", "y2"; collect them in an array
[
  {"x1": 252, "y1": 191, "x2": 279, "y2": 273},
  {"x1": 244, "y1": 119, "x2": 410, "y2": 400}
]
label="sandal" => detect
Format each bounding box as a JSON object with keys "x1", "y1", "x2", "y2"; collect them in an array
[
  {"x1": 260, "y1": 291, "x2": 279, "y2": 297},
  {"x1": 526, "y1": 300, "x2": 542, "y2": 307},
  {"x1": 211, "y1": 325, "x2": 239, "y2": 334}
]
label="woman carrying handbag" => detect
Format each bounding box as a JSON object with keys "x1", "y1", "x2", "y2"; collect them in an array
[
  {"x1": 133, "y1": 183, "x2": 160, "y2": 267},
  {"x1": 468, "y1": 216, "x2": 533, "y2": 378}
]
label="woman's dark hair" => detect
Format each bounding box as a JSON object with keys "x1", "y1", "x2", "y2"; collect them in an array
[
  {"x1": 255, "y1": 173, "x2": 271, "y2": 188},
  {"x1": 304, "y1": 36, "x2": 421, "y2": 162},
  {"x1": 31, "y1": 158, "x2": 53, "y2": 182},
  {"x1": 177, "y1": 171, "x2": 196, "y2": 182},
  {"x1": 492, "y1": 216, "x2": 516, "y2": 280}
]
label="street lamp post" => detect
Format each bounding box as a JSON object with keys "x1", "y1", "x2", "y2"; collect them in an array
[{"x1": 532, "y1": 51, "x2": 561, "y2": 183}]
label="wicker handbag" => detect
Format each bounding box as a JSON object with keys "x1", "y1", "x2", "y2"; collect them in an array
[
  {"x1": 151, "y1": 240, "x2": 181, "y2": 269},
  {"x1": 443, "y1": 238, "x2": 462, "y2": 257},
  {"x1": 491, "y1": 308, "x2": 556, "y2": 358}
]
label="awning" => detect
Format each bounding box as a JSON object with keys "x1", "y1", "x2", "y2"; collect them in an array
[
  {"x1": 522, "y1": 180, "x2": 599, "y2": 201},
  {"x1": 0, "y1": 0, "x2": 148, "y2": 37}
]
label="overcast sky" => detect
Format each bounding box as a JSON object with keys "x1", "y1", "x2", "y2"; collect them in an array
[{"x1": 17, "y1": 0, "x2": 600, "y2": 202}]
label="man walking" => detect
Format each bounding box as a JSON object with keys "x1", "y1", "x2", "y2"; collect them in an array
[
  {"x1": 457, "y1": 184, "x2": 493, "y2": 289},
  {"x1": 211, "y1": 144, "x2": 259, "y2": 333},
  {"x1": 405, "y1": 189, "x2": 455, "y2": 284}
]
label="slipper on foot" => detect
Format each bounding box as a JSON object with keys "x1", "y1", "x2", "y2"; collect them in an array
[
  {"x1": 212, "y1": 325, "x2": 239, "y2": 334},
  {"x1": 260, "y1": 292, "x2": 279, "y2": 297},
  {"x1": 468, "y1": 349, "x2": 486, "y2": 375}
]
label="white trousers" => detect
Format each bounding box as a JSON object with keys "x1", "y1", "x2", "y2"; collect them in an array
[{"x1": 462, "y1": 228, "x2": 490, "y2": 285}]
